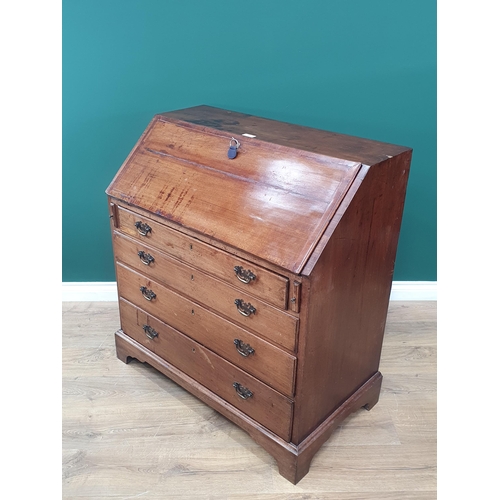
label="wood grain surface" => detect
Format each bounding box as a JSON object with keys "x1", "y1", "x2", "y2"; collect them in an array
[
  {"x1": 116, "y1": 262, "x2": 298, "y2": 352},
  {"x1": 113, "y1": 237, "x2": 298, "y2": 339},
  {"x1": 162, "y1": 105, "x2": 411, "y2": 166},
  {"x1": 114, "y1": 204, "x2": 290, "y2": 310},
  {"x1": 292, "y1": 152, "x2": 412, "y2": 443},
  {"x1": 116, "y1": 305, "x2": 294, "y2": 441},
  {"x1": 119, "y1": 297, "x2": 296, "y2": 397},
  {"x1": 62, "y1": 301, "x2": 436, "y2": 499},
  {"x1": 106, "y1": 114, "x2": 362, "y2": 273}
]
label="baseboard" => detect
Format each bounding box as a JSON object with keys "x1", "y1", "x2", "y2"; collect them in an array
[
  {"x1": 62, "y1": 282, "x2": 119, "y2": 302},
  {"x1": 62, "y1": 281, "x2": 437, "y2": 302},
  {"x1": 390, "y1": 281, "x2": 437, "y2": 301}
]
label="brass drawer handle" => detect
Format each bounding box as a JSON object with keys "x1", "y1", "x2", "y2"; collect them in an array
[
  {"x1": 140, "y1": 286, "x2": 156, "y2": 301},
  {"x1": 234, "y1": 299, "x2": 256, "y2": 317},
  {"x1": 234, "y1": 266, "x2": 256, "y2": 284},
  {"x1": 135, "y1": 221, "x2": 152, "y2": 236},
  {"x1": 142, "y1": 324, "x2": 158, "y2": 340},
  {"x1": 233, "y1": 382, "x2": 253, "y2": 400},
  {"x1": 234, "y1": 339, "x2": 255, "y2": 357},
  {"x1": 138, "y1": 250, "x2": 155, "y2": 266}
]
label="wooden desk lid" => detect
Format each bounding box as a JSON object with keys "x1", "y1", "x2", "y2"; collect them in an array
[{"x1": 107, "y1": 108, "x2": 363, "y2": 273}]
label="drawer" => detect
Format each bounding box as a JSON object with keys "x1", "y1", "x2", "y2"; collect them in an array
[
  {"x1": 116, "y1": 261, "x2": 297, "y2": 352},
  {"x1": 119, "y1": 296, "x2": 296, "y2": 397},
  {"x1": 114, "y1": 204, "x2": 289, "y2": 309},
  {"x1": 119, "y1": 298, "x2": 293, "y2": 441},
  {"x1": 113, "y1": 239, "x2": 298, "y2": 351}
]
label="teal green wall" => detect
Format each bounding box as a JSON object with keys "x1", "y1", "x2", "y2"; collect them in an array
[{"x1": 63, "y1": 0, "x2": 436, "y2": 282}]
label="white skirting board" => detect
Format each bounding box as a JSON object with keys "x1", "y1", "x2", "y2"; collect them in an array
[{"x1": 62, "y1": 281, "x2": 437, "y2": 302}]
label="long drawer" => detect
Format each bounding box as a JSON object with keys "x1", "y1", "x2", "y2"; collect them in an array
[
  {"x1": 119, "y1": 299, "x2": 293, "y2": 441},
  {"x1": 119, "y1": 295, "x2": 296, "y2": 396},
  {"x1": 114, "y1": 204, "x2": 289, "y2": 309},
  {"x1": 116, "y1": 260, "x2": 296, "y2": 353},
  {"x1": 114, "y1": 239, "x2": 298, "y2": 351}
]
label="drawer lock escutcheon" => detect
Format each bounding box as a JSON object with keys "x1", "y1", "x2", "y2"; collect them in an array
[
  {"x1": 233, "y1": 382, "x2": 253, "y2": 400},
  {"x1": 233, "y1": 266, "x2": 256, "y2": 284},
  {"x1": 233, "y1": 339, "x2": 255, "y2": 357},
  {"x1": 142, "y1": 324, "x2": 158, "y2": 340},
  {"x1": 137, "y1": 250, "x2": 155, "y2": 266},
  {"x1": 140, "y1": 286, "x2": 156, "y2": 301},
  {"x1": 234, "y1": 299, "x2": 256, "y2": 317},
  {"x1": 135, "y1": 221, "x2": 152, "y2": 236}
]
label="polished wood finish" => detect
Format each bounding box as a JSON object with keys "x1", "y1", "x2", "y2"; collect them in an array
[
  {"x1": 113, "y1": 329, "x2": 297, "y2": 447},
  {"x1": 113, "y1": 236, "x2": 298, "y2": 342},
  {"x1": 162, "y1": 105, "x2": 411, "y2": 165},
  {"x1": 115, "y1": 327, "x2": 294, "y2": 441},
  {"x1": 119, "y1": 297, "x2": 296, "y2": 397},
  {"x1": 115, "y1": 329, "x2": 378, "y2": 484},
  {"x1": 107, "y1": 116, "x2": 362, "y2": 273},
  {"x1": 293, "y1": 154, "x2": 411, "y2": 443},
  {"x1": 62, "y1": 301, "x2": 436, "y2": 498},
  {"x1": 115, "y1": 204, "x2": 290, "y2": 309},
  {"x1": 105, "y1": 106, "x2": 412, "y2": 484},
  {"x1": 112, "y1": 191, "x2": 303, "y2": 284},
  {"x1": 116, "y1": 262, "x2": 298, "y2": 352}
]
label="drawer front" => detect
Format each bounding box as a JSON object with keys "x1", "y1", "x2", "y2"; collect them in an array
[
  {"x1": 115, "y1": 204, "x2": 289, "y2": 309},
  {"x1": 116, "y1": 262, "x2": 295, "y2": 351},
  {"x1": 119, "y1": 298, "x2": 293, "y2": 441},
  {"x1": 119, "y1": 295, "x2": 296, "y2": 397},
  {"x1": 114, "y1": 238, "x2": 298, "y2": 351}
]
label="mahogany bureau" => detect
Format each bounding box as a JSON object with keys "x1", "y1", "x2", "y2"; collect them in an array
[{"x1": 106, "y1": 105, "x2": 412, "y2": 484}]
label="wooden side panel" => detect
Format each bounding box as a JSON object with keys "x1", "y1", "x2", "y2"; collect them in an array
[{"x1": 291, "y1": 151, "x2": 412, "y2": 444}]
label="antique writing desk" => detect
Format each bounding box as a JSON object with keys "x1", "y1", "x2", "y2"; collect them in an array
[{"x1": 106, "y1": 106, "x2": 412, "y2": 484}]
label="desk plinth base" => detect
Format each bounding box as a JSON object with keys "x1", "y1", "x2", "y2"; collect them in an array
[{"x1": 115, "y1": 330, "x2": 382, "y2": 485}]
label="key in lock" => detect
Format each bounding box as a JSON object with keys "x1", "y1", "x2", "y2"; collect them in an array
[{"x1": 228, "y1": 137, "x2": 240, "y2": 159}]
